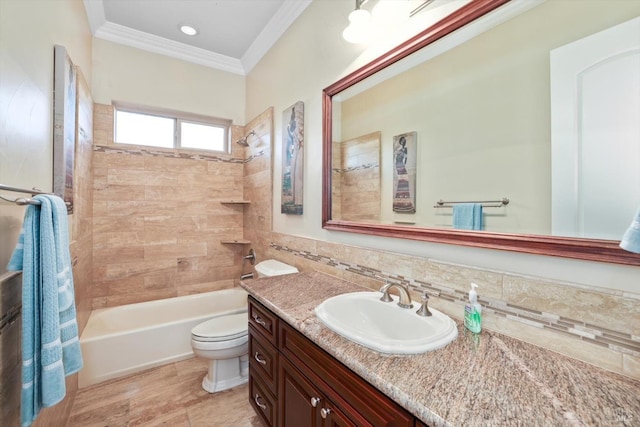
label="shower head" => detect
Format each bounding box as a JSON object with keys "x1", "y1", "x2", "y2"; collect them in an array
[{"x1": 235, "y1": 130, "x2": 256, "y2": 147}]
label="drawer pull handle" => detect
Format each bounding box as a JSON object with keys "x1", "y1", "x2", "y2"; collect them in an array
[
  {"x1": 310, "y1": 397, "x2": 321, "y2": 407},
  {"x1": 254, "y1": 352, "x2": 267, "y2": 365},
  {"x1": 320, "y1": 408, "x2": 331, "y2": 419},
  {"x1": 253, "y1": 314, "x2": 266, "y2": 326},
  {"x1": 254, "y1": 393, "x2": 267, "y2": 410}
]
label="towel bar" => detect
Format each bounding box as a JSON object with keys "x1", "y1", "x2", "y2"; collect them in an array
[
  {"x1": 0, "y1": 183, "x2": 56, "y2": 205},
  {"x1": 433, "y1": 197, "x2": 509, "y2": 208}
]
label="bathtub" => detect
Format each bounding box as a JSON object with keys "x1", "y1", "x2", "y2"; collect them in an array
[{"x1": 78, "y1": 288, "x2": 249, "y2": 388}]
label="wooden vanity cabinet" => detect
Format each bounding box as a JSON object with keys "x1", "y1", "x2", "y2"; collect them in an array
[
  {"x1": 248, "y1": 296, "x2": 421, "y2": 427},
  {"x1": 280, "y1": 355, "x2": 356, "y2": 426},
  {"x1": 248, "y1": 297, "x2": 280, "y2": 426}
]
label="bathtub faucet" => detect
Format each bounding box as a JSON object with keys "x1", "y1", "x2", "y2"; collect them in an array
[
  {"x1": 240, "y1": 272, "x2": 254, "y2": 280},
  {"x1": 243, "y1": 249, "x2": 256, "y2": 265}
]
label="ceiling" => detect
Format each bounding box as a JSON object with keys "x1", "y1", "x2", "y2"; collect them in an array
[{"x1": 83, "y1": 0, "x2": 312, "y2": 75}]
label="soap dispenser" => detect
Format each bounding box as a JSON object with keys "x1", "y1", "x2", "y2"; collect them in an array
[{"x1": 464, "y1": 283, "x2": 482, "y2": 333}]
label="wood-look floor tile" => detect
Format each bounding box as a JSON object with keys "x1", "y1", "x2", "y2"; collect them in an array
[
  {"x1": 128, "y1": 407, "x2": 191, "y2": 426},
  {"x1": 67, "y1": 357, "x2": 261, "y2": 427},
  {"x1": 186, "y1": 384, "x2": 260, "y2": 427},
  {"x1": 67, "y1": 399, "x2": 129, "y2": 427},
  {"x1": 174, "y1": 356, "x2": 209, "y2": 384},
  {"x1": 129, "y1": 375, "x2": 211, "y2": 422}
]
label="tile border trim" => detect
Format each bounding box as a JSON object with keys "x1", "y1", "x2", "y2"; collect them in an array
[
  {"x1": 94, "y1": 144, "x2": 245, "y2": 163},
  {"x1": 270, "y1": 242, "x2": 640, "y2": 357}
]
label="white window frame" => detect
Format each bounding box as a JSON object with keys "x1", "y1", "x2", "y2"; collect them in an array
[{"x1": 113, "y1": 102, "x2": 232, "y2": 153}]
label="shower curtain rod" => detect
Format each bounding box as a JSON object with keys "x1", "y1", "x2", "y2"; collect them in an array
[{"x1": 0, "y1": 183, "x2": 55, "y2": 206}]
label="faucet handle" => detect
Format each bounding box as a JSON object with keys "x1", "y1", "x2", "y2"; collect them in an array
[
  {"x1": 379, "y1": 279, "x2": 394, "y2": 302},
  {"x1": 416, "y1": 292, "x2": 432, "y2": 317}
]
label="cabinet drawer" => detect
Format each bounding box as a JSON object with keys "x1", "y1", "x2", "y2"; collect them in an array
[
  {"x1": 249, "y1": 296, "x2": 278, "y2": 345},
  {"x1": 279, "y1": 321, "x2": 414, "y2": 427},
  {"x1": 250, "y1": 371, "x2": 277, "y2": 427},
  {"x1": 249, "y1": 325, "x2": 278, "y2": 396}
]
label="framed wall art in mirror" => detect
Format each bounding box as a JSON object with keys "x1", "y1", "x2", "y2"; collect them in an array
[
  {"x1": 392, "y1": 131, "x2": 417, "y2": 215},
  {"x1": 322, "y1": 0, "x2": 640, "y2": 266}
]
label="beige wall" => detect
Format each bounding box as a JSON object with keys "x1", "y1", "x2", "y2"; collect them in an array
[
  {"x1": 0, "y1": 1, "x2": 93, "y2": 426},
  {"x1": 92, "y1": 39, "x2": 246, "y2": 125},
  {"x1": 247, "y1": 0, "x2": 640, "y2": 379},
  {"x1": 247, "y1": 0, "x2": 639, "y2": 295},
  {"x1": 0, "y1": 0, "x2": 92, "y2": 273}
]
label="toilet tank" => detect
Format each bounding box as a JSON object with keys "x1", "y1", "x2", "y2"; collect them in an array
[{"x1": 255, "y1": 260, "x2": 299, "y2": 278}]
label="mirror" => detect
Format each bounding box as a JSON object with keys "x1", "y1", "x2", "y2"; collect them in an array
[{"x1": 322, "y1": 0, "x2": 640, "y2": 266}]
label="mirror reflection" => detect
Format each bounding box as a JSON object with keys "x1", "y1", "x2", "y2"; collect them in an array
[{"x1": 330, "y1": 0, "x2": 640, "y2": 241}]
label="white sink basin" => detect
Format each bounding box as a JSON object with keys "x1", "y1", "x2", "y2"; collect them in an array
[{"x1": 315, "y1": 292, "x2": 458, "y2": 354}]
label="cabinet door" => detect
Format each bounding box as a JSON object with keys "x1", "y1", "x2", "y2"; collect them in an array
[
  {"x1": 280, "y1": 322, "x2": 413, "y2": 426},
  {"x1": 279, "y1": 356, "x2": 322, "y2": 427},
  {"x1": 250, "y1": 371, "x2": 277, "y2": 427},
  {"x1": 249, "y1": 325, "x2": 278, "y2": 396},
  {"x1": 321, "y1": 404, "x2": 357, "y2": 427}
]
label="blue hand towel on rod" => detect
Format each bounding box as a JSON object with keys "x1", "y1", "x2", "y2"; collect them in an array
[
  {"x1": 452, "y1": 203, "x2": 483, "y2": 230},
  {"x1": 7, "y1": 195, "x2": 83, "y2": 427},
  {"x1": 620, "y1": 205, "x2": 640, "y2": 254}
]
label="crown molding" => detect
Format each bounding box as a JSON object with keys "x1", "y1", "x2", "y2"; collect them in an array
[
  {"x1": 83, "y1": 0, "x2": 311, "y2": 75},
  {"x1": 242, "y1": 0, "x2": 313, "y2": 74},
  {"x1": 83, "y1": 0, "x2": 106, "y2": 35},
  {"x1": 95, "y1": 22, "x2": 245, "y2": 75}
]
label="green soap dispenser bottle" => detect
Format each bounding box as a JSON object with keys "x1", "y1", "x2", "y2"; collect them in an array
[{"x1": 464, "y1": 283, "x2": 482, "y2": 333}]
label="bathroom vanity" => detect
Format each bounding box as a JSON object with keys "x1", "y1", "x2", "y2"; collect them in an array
[
  {"x1": 248, "y1": 295, "x2": 416, "y2": 426},
  {"x1": 241, "y1": 272, "x2": 640, "y2": 426}
]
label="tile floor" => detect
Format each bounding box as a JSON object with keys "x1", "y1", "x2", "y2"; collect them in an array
[{"x1": 67, "y1": 357, "x2": 263, "y2": 426}]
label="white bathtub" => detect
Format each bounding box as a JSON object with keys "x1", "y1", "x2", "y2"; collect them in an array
[{"x1": 78, "y1": 288, "x2": 249, "y2": 388}]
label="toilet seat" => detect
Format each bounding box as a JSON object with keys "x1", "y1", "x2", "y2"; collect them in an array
[{"x1": 191, "y1": 313, "x2": 248, "y2": 342}]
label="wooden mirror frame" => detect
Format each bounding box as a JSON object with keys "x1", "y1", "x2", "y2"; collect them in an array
[{"x1": 322, "y1": 0, "x2": 640, "y2": 266}]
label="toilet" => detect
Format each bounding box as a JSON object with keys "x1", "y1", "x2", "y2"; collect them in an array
[{"x1": 190, "y1": 259, "x2": 299, "y2": 393}]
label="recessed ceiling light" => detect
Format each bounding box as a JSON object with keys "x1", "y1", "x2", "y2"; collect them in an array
[{"x1": 179, "y1": 25, "x2": 198, "y2": 36}]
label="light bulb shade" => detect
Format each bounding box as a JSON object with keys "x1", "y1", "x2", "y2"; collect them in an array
[
  {"x1": 348, "y1": 8, "x2": 371, "y2": 24},
  {"x1": 343, "y1": 9, "x2": 372, "y2": 44}
]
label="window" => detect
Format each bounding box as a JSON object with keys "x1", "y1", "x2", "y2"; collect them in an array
[{"x1": 114, "y1": 103, "x2": 231, "y2": 153}]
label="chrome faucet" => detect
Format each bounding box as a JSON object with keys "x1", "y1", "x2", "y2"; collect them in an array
[{"x1": 379, "y1": 281, "x2": 414, "y2": 309}]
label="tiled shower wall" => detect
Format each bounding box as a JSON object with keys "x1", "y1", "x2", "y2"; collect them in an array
[
  {"x1": 332, "y1": 131, "x2": 381, "y2": 222},
  {"x1": 91, "y1": 104, "x2": 248, "y2": 308},
  {"x1": 242, "y1": 108, "x2": 274, "y2": 264}
]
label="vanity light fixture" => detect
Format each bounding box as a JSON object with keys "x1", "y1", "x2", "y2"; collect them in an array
[
  {"x1": 342, "y1": 0, "x2": 372, "y2": 44},
  {"x1": 344, "y1": 0, "x2": 425, "y2": 44},
  {"x1": 179, "y1": 24, "x2": 198, "y2": 36}
]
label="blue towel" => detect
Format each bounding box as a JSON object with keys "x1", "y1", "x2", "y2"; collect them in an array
[
  {"x1": 453, "y1": 203, "x2": 483, "y2": 230},
  {"x1": 7, "y1": 195, "x2": 83, "y2": 427},
  {"x1": 620, "y1": 205, "x2": 640, "y2": 254}
]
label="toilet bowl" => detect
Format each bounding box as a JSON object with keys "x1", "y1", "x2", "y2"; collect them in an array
[
  {"x1": 190, "y1": 259, "x2": 298, "y2": 393},
  {"x1": 190, "y1": 312, "x2": 249, "y2": 393}
]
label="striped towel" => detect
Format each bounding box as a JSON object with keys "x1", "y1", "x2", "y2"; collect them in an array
[{"x1": 7, "y1": 194, "x2": 83, "y2": 427}]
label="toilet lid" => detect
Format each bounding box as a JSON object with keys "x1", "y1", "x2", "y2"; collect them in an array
[{"x1": 191, "y1": 313, "x2": 248, "y2": 342}]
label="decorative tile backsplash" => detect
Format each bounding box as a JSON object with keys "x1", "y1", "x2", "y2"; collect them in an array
[
  {"x1": 93, "y1": 144, "x2": 245, "y2": 164},
  {"x1": 269, "y1": 242, "x2": 640, "y2": 361}
]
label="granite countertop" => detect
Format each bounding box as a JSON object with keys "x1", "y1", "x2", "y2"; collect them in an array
[{"x1": 240, "y1": 271, "x2": 640, "y2": 427}]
